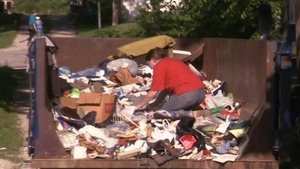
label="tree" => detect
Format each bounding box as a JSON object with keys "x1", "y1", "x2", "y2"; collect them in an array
[
  {"x1": 112, "y1": 0, "x2": 121, "y2": 26},
  {"x1": 136, "y1": 0, "x2": 283, "y2": 39},
  {"x1": 78, "y1": 0, "x2": 114, "y2": 28},
  {"x1": 97, "y1": 0, "x2": 101, "y2": 28}
]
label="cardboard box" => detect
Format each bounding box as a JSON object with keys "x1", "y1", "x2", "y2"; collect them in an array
[
  {"x1": 77, "y1": 93, "x2": 116, "y2": 123},
  {"x1": 60, "y1": 97, "x2": 79, "y2": 109}
]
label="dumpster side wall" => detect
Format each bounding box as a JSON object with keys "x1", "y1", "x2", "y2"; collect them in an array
[
  {"x1": 51, "y1": 38, "x2": 140, "y2": 72},
  {"x1": 202, "y1": 38, "x2": 267, "y2": 120},
  {"x1": 33, "y1": 38, "x2": 69, "y2": 158}
]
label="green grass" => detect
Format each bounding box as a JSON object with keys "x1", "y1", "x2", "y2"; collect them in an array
[
  {"x1": 0, "y1": 27, "x2": 17, "y2": 49},
  {"x1": 0, "y1": 66, "x2": 26, "y2": 162},
  {"x1": 76, "y1": 23, "x2": 145, "y2": 38},
  {"x1": 0, "y1": 13, "x2": 20, "y2": 49},
  {"x1": 14, "y1": 0, "x2": 70, "y2": 15},
  {"x1": 0, "y1": 108, "x2": 23, "y2": 162},
  {"x1": 0, "y1": 66, "x2": 23, "y2": 107}
]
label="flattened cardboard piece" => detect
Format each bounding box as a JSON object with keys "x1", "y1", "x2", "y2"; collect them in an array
[
  {"x1": 60, "y1": 97, "x2": 79, "y2": 109},
  {"x1": 77, "y1": 92, "x2": 102, "y2": 105},
  {"x1": 77, "y1": 93, "x2": 116, "y2": 123}
]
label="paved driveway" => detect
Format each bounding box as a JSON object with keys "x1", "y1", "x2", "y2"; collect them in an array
[
  {"x1": 0, "y1": 26, "x2": 29, "y2": 69},
  {"x1": 0, "y1": 15, "x2": 75, "y2": 69}
]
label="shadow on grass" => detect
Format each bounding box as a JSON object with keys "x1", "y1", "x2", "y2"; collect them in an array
[
  {"x1": 279, "y1": 139, "x2": 300, "y2": 169},
  {"x1": 0, "y1": 66, "x2": 27, "y2": 111},
  {"x1": 279, "y1": 80, "x2": 300, "y2": 169},
  {"x1": 0, "y1": 13, "x2": 21, "y2": 33},
  {"x1": 0, "y1": 13, "x2": 22, "y2": 48},
  {"x1": 0, "y1": 66, "x2": 28, "y2": 162}
]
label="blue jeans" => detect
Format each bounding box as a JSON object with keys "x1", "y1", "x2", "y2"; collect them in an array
[{"x1": 161, "y1": 89, "x2": 206, "y2": 118}]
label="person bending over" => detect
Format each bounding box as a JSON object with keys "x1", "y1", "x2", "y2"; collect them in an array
[{"x1": 135, "y1": 47, "x2": 206, "y2": 118}]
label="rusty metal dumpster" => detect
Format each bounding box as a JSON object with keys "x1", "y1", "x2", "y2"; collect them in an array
[{"x1": 29, "y1": 37, "x2": 278, "y2": 169}]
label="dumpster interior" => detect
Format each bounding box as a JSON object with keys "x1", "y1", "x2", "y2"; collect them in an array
[{"x1": 30, "y1": 37, "x2": 279, "y2": 169}]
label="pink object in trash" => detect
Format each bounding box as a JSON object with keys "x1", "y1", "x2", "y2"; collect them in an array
[{"x1": 179, "y1": 134, "x2": 197, "y2": 150}]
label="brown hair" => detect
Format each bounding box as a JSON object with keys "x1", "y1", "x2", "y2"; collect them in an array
[{"x1": 145, "y1": 47, "x2": 167, "y2": 61}]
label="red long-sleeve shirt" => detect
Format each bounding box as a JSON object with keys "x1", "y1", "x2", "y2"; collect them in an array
[{"x1": 150, "y1": 57, "x2": 205, "y2": 95}]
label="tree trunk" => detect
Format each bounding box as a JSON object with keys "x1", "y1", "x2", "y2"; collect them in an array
[
  {"x1": 97, "y1": 0, "x2": 102, "y2": 29},
  {"x1": 112, "y1": 0, "x2": 121, "y2": 26}
]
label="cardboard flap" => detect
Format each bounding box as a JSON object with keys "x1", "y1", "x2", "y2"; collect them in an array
[
  {"x1": 78, "y1": 93, "x2": 102, "y2": 105},
  {"x1": 77, "y1": 93, "x2": 116, "y2": 123},
  {"x1": 60, "y1": 97, "x2": 78, "y2": 109}
]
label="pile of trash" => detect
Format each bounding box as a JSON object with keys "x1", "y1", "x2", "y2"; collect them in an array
[{"x1": 50, "y1": 57, "x2": 251, "y2": 165}]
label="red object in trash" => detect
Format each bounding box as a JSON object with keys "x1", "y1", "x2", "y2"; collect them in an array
[
  {"x1": 179, "y1": 134, "x2": 197, "y2": 150},
  {"x1": 220, "y1": 110, "x2": 240, "y2": 118}
]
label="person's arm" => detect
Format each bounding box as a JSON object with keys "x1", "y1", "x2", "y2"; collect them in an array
[{"x1": 135, "y1": 90, "x2": 158, "y2": 110}]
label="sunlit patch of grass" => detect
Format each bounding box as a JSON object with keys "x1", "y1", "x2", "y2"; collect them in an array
[
  {"x1": 0, "y1": 27, "x2": 17, "y2": 49},
  {"x1": 76, "y1": 23, "x2": 145, "y2": 38},
  {"x1": 0, "y1": 108, "x2": 23, "y2": 162}
]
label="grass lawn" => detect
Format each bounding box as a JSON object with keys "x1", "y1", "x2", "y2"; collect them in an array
[
  {"x1": 0, "y1": 108, "x2": 23, "y2": 162},
  {"x1": 0, "y1": 66, "x2": 26, "y2": 162},
  {"x1": 76, "y1": 23, "x2": 145, "y2": 38},
  {"x1": 0, "y1": 26, "x2": 17, "y2": 49},
  {"x1": 0, "y1": 13, "x2": 20, "y2": 49}
]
